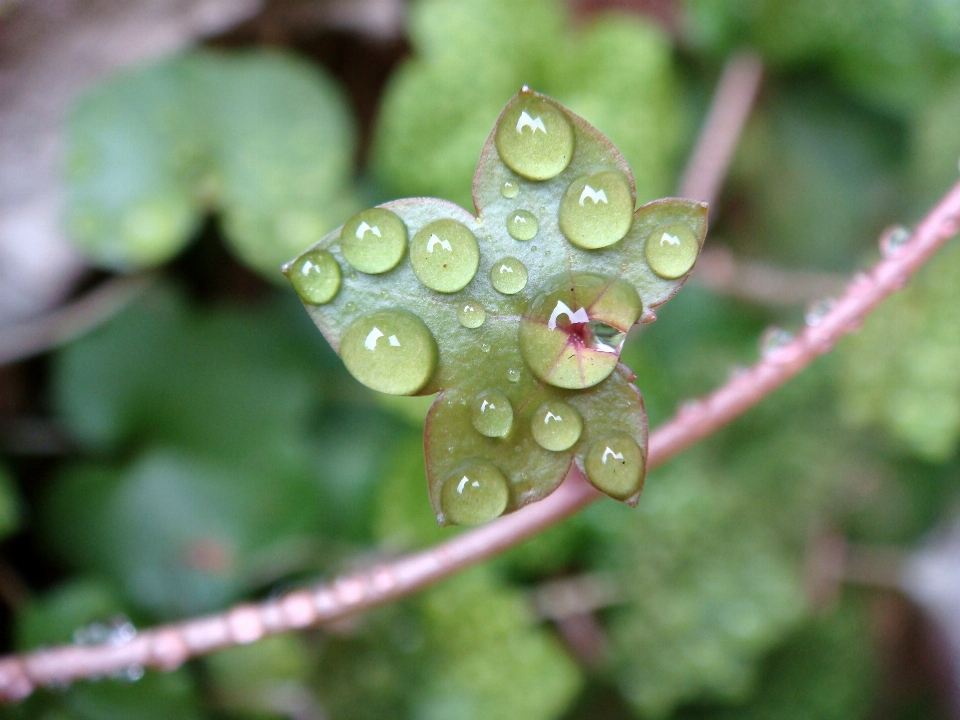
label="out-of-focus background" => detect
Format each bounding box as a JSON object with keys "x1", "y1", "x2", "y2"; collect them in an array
[{"x1": 1, "y1": 0, "x2": 960, "y2": 717}]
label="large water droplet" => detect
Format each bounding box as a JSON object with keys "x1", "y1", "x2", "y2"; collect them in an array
[
  {"x1": 584, "y1": 434, "x2": 644, "y2": 500},
  {"x1": 470, "y1": 389, "x2": 514, "y2": 438},
  {"x1": 519, "y1": 273, "x2": 642, "y2": 389},
  {"x1": 531, "y1": 400, "x2": 582, "y2": 451},
  {"x1": 495, "y1": 95, "x2": 574, "y2": 181},
  {"x1": 559, "y1": 171, "x2": 633, "y2": 250},
  {"x1": 501, "y1": 180, "x2": 519, "y2": 198},
  {"x1": 507, "y1": 210, "x2": 539, "y2": 241},
  {"x1": 645, "y1": 223, "x2": 700, "y2": 279},
  {"x1": 340, "y1": 309, "x2": 438, "y2": 395},
  {"x1": 288, "y1": 250, "x2": 341, "y2": 305},
  {"x1": 440, "y1": 459, "x2": 510, "y2": 525},
  {"x1": 458, "y1": 301, "x2": 486, "y2": 329},
  {"x1": 490, "y1": 256, "x2": 528, "y2": 295},
  {"x1": 340, "y1": 208, "x2": 408, "y2": 274},
  {"x1": 410, "y1": 219, "x2": 480, "y2": 293}
]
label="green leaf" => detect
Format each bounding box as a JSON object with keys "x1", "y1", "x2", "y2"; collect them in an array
[
  {"x1": 65, "y1": 49, "x2": 358, "y2": 280},
  {"x1": 289, "y1": 90, "x2": 706, "y2": 524}
]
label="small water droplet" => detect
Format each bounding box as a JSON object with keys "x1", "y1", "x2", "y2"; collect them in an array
[
  {"x1": 288, "y1": 250, "x2": 341, "y2": 305},
  {"x1": 380, "y1": 289, "x2": 389, "y2": 298},
  {"x1": 120, "y1": 665, "x2": 144, "y2": 682},
  {"x1": 481, "y1": 343, "x2": 491, "y2": 353},
  {"x1": 759, "y1": 327, "x2": 794, "y2": 357},
  {"x1": 345, "y1": 302, "x2": 356, "y2": 312},
  {"x1": 495, "y1": 95, "x2": 574, "y2": 181},
  {"x1": 728, "y1": 364, "x2": 749, "y2": 380},
  {"x1": 490, "y1": 256, "x2": 528, "y2": 295},
  {"x1": 501, "y1": 180, "x2": 519, "y2": 199},
  {"x1": 410, "y1": 219, "x2": 480, "y2": 293},
  {"x1": 531, "y1": 400, "x2": 582, "y2": 451},
  {"x1": 584, "y1": 435, "x2": 645, "y2": 500},
  {"x1": 340, "y1": 309, "x2": 438, "y2": 395},
  {"x1": 679, "y1": 399, "x2": 703, "y2": 416},
  {"x1": 645, "y1": 223, "x2": 700, "y2": 279},
  {"x1": 804, "y1": 298, "x2": 835, "y2": 327},
  {"x1": 73, "y1": 617, "x2": 137, "y2": 647},
  {"x1": 507, "y1": 368, "x2": 521, "y2": 382},
  {"x1": 340, "y1": 207, "x2": 408, "y2": 274},
  {"x1": 441, "y1": 459, "x2": 510, "y2": 525},
  {"x1": 507, "y1": 210, "x2": 539, "y2": 241},
  {"x1": 559, "y1": 171, "x2": 633, "y2": 250},
  {"x1": 458, "y1": 301, "x2": 486, "y2": 329},
  {"x1": 879, "y1": 225, "x2": 911, "y2": 258},
  {"x1": 470, "y1": 389, "x2": 514, "y2": 438}
]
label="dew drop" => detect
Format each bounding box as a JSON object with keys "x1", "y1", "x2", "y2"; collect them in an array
[
  {"x1": 440, "y1": 459, "x2": 510, "y2": 525},
  {"x1": 519, "y1": 273, "x2": 642, "y2": 389},
  {"x1": 410, "y1": 219, "x2": 480, "y2": 293},
  {"x1": 481, "y1": 343, "x2": 491, "y2": 353},
  {"x1": 584, "y1": 434, "x2": 645, "y2": 500},
  {"x1": 879, "y1": 224, "x2": 911, "y2": 258},
  {"x1": 345, "y1": 302, "x2": 356, "y2": 312},
  {"x1": 495, "y1": 95, "x2": 574, "y2": 181},
  {"x1": 804, "y1": 298, "x2": 835, "y2": 327},
  {"x1": 759, "y1": 326, "x2": 794, "y2": 357},
  {"x1": 507, "y1": 367, "x2": 521, "y2": 382},
  {"x1": 470, "y1": 389, "x2": 514, "y2": 438},
  {"x1": 507, "y1": 210, "x2": 539, "y2": 241},
  {"x1": 531, "y1": 400, "x2": 582, "y2": 451},
  {"x1": 340, "y1": 208, "x2": 408, "y2": 274},
  {"x1": 490, "y1": 256, "x2": 528, "y2": 295},
  {"x1": 501, "y1": 180, "x2": 520, "y2": 198},
  {"x1": 288, "y1": 249, "x2": 341, "y2": 305},
  {"x1": 340, "y1": 309, "x2": 438, "y2": 395},
  {"x1": 559, "y1": 170, "x2": 633, "y2": 250},
  {"x1": 458, "y1": 301, "x2": 486, "y2": 329},
  {"x1": 645, "y1": 223, "x2": 700, "y2": 279}
]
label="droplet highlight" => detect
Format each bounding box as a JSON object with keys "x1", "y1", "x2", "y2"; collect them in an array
[
  {"x1": 507, "y1": 368, "x2": 521, "y2": 383},
  {"x1": 531, "y1": 400, "x2": 582, "y2": 451},
  {"x1": 559, "y1": 170, "x2": 633, "y2": 250},
  {"x1": 804, "y1": 298, "x2": 835, "y2": 327},
  {"x1": 645, "y1": 223, "x2": 700, "y2": 279},
  {"x1": 585, "y1": 434, "x2": 644, "y2": 500},
  {"x1": 340, "y1": 309, "x2": 438, "y2": 395},
  {"x1": 879, "y1": 224, "x2": 911, "y2": 258},
  {"x1": 507, "y1": 210, "x2": 539, "y2": 241},
  {"x1": 288, "y1": 250, "x2": 341, "y2": 305},
  {"x1": 441, "y1": 459, "x2": 510, "y2": 525},
  {"x1": 458, "y1": 301, "x2": 486, "y2": 329},
  {"x1": 759, "y1": 326, "x2": 794, "y2": 357},
  {"x1": 410, "y1": 219, "x2": 480, "y2": 293},
  {"x1": 340, "y1": 207, "x2": 408, "y2": 274},
  {"x1": 501, "y1": 180, "x2": 519, "y2": 199},
  {"x1": 490, "y1": 256, "x2": 528, "y2": 295},
  {"x1": 470, "y1": 389, "x2": 514, "y2": 438},
  {"x1": 495, "y1": 95, "x2": 574, "y2": 181}
]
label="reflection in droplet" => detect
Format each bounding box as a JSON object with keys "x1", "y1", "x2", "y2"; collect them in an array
[
  {"x1": 458, "y1": 301, "x2": 486, "y2": 329},
  {"x1": 804, "y1": 298, "x2": 835, "y2": 327},
  {"x1": 410, "y1": 219, "x2": 480, "y2": 293},
  {"x1": 288, "y1": 250, "x2": 341, "y2": 305},
  {"x1": 645, "y1": 223, "x2": 700, "y2": 279},
  {"x1": 879, "y1": 225, "x2": 912, "y2": 258},
  {"x1": 584, "y1": 434, "x2": 644, "y2": 500},
  {"x1": 441, "y1": 459, "x2": 510, "y2": 525},
  {"x1": 759, "y1": 326, "x2": 794, "y2": 358},
  {"x1": 340, "y1": 208, "x2": 408, "y2": 274},
  {"x1": 507, "y1": 368, "x2": 521, "y2": 382},
  {"x1": 494, "y1": 95, "x2": 574, "y2": 181},
  {"x1": 507, "y1": 210, "x2": 539, "y2": 241},
  {"x1": 341, "y1": 309, "x2": 438, "y2": 395},
  {"x1": 490, "y1": 256, "x2": 528, "y2": 295},
  {"x1": 471, "y1": 389, "x2": 514, "y2": 438},
  {"x1": 559, "y1": 170, "x2": 633, "y2": 250},
  {"x1": 501, "y1": 180, "x2": 520, "y2": 199},
  {"x1": 531, "y1": 400, "x2": 582, "y2": 451}
]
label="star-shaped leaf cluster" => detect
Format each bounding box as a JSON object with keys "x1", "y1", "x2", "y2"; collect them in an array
[{"x1": 286, "y1": 90, "x2": 707, "y2": 525}]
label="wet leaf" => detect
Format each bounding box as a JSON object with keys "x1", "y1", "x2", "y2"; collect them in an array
[{"x1": 289, "y1": 90, "x2": 706, "y2": 524}]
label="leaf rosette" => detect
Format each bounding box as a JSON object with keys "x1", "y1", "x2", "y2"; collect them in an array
[{"x1": 286, "y1": 89, "x2": 707, "y2": 525}]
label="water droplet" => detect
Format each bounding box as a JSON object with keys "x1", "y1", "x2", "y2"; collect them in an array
[
  {"x1": 584, "y1": 434, "x2": 644, "y2": 500},
  {"x1": 470, "y1": 389, "x2": 514, "y2": 438},
  {"x1": 490, "y1": 256, "x2": 528, "y2": 295},
  {"x1": 559, "y1": 171, "x2": 633, "y2": 250},
  {"x1": 507, "y1": 210, "x2": 539, "y2": 241},
  {"x1": 458, "y1": 301, "x2": 486, "y2": 329},
  {"x1": 340, "y1": 309, "x2": 438, "y2": 395},
  {"x1": 759, "y1": 326, "x2": 794, "y2": 357},
  {"x1": 481, "y1": 343, "x2": 491, "y2": 353},
  {"x1": 645, "y1": 223, "x2": 700, "y2": 279},
  {"x1": 288, "y1": 250, "x2": 341, "y2": 305},
  {"x1": 804, "y1": 298, "x2": 835, "y2": 327},
  {"x1": 340, "y1": 207, "x2": 408, "y2": 274},
  {"x1": 410, "y1": 219, "x2": 480, "y2": 293},
  {"x1": 73, "y1": 617, "x2": 137, "y2": 646},
  {"x1": 501, "y1": 180, "x2": 520, "y2": 198},
  {"x1": 507, "y1": 367, "x2": 521, "y2": 382},
  {"x1": 519, "y1": 273, "x2": 642, "y2": 389},
  {"x1": 879, "y1": 224, "x2": 911, "y2": 258},
  {"x1": 495, "y1": 95, "x2": 574, "y2": 181},
  {"x1": 345, "y1": 302, "x2": 356, "y2": 312},
  {"x1": 531, "y1": 400, "x2": 582, "y2": 451},
  {"x1": 440, "y1": 459, "x2": 510, "y2": 525},
  {"x1": 121, "y1": 665, "x2": 144, "y2": 682}
]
